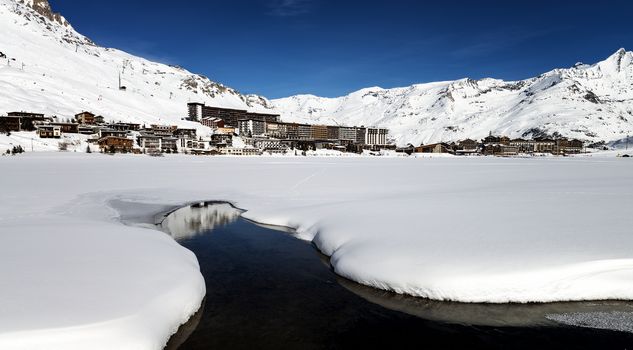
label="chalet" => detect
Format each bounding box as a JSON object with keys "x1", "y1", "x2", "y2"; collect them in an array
[
  {"x1": 98, "y1": 136, "x2": 133, "y2": 153},
  {"x1": 37, "y1": 125, "x2": 61, "y2": 139},
  {"x1": 457, "y1": 139, "x2": 479, "y2": 151},
  {"x1": 75, "y1": 112, "x2": 96, "y2": 125},
  {"x1": 415, "y1": 143, "x2": 455, "y2": 154},
  {"x1": 138, "y1": 135, "x2": 162, "y2": 152},
  {"x1": 51, "y1": 122, "x2": 79, "y2": 134},
  {"x1": 94, "y1": 115, "x2": 105, "y2": 124}
]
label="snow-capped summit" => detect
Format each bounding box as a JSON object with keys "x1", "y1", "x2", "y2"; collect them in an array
[
  {"x1": 273, "y1": 49, "x2": 633, "y2": 146},
  {"x1": 20, "y1": 0, "x2": 68, "y2": 26}
]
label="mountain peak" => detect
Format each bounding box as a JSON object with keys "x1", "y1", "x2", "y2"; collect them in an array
[
  {"x1": 19, "y1": 0, "x2": 68, "y2": 26},
  {"x1": 599, "y1": 48, "x2": 632, "y2": 74}
]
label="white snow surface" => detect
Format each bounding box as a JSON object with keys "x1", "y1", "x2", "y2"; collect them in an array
[{"x1": 1, "y1": 153, "x2": 633, "y2": 349}]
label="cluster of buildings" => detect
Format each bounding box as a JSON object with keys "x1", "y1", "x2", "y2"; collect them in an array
[
  {"x1": 407, "y1": 134, "x2": 585, "y2": 156},
  {"x1": 188, "y1": 103, "x2": 391, "y2": 152},
  {"x1": 0, "y1": 111, "x2": 185, "y2": 154},
  {"x1": 2, "y1": 106, "x2": 585, "y2": 157}
]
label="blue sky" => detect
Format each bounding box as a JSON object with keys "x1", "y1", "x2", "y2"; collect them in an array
[{"x1": 52, "y1": 0, "x2": 633, "y2": 98}]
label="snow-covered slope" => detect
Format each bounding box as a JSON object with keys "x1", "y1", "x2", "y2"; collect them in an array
[
  {"x1": 0, "y1": 0, "x2": 271, "y2": 134},
  {"x1": 273, "y1": 50, "x2": 633, "y2": 146}
]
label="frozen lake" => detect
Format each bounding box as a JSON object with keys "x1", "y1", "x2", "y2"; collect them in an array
[
  {"x1": 163, "y1": 203, "x2": 633, "y2": 349},
  {"x1": 2, "y1": 153, "x2": 632, "y2": 349}
]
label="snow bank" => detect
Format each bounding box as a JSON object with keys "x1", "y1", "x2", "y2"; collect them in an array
[{"x1": 1, "y1": 153, "x2": 633, "y2": 347}]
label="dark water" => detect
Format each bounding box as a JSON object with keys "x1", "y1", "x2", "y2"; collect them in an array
[{"x1": 163, "y1": 203, "x2": 633, "y2": 350}]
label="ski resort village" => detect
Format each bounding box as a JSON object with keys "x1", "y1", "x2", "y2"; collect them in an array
[
  {"x1": 0, "y1": 104, "x2": 392, "y2": 156},
  {"x1": 2, "y1": 0, "x2": 633, "y2": 350},
  {"x1": 0, "y1": 103, "x2": 604, "y2": 157}
]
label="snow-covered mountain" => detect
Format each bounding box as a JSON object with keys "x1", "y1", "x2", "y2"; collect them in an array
[
  {"x1": 273, "y1": 50, "x2": 633, "y2": 146},
  {"x1": 1, "y1": 0, "x2": 632, "y2": 146},
  {"x1": 0, "y1": 0, "x2": 271, "y2": 133}
]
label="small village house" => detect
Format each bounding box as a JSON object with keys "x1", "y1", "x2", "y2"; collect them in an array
[
  {"x1": 37, "y1": 125, "x2": 61, "y2": 139},
  {"x1": 98, "y1": 136, "x2": 134, "y2": 153},
  {"x1": 415, "y1": 143, "x2": 455, "y2": 154},
  {"x1": 51, "y1": 122, "x2": 79, "y2": 134},
  {"x1": 138, "y1": 135, "x2": 162, "y2": 153},
  {"x1": 75, "y1": 112, "x2": 96, "y2": 125}
]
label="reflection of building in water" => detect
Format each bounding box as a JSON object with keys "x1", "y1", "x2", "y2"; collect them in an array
[{"x1": 161, "y1": 203, "x2": 242, "y2": 240}]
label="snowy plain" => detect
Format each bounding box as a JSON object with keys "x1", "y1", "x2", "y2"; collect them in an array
[{"x1": 1, "y1": 153, "x2": 633, "y2": 349}]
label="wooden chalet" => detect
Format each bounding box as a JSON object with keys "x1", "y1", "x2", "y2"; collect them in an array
[
  {"x1": 75, "y1": 112, "x2": 96, "y2": 125},
  {"x1": 37, "y1": 125, "x2": 61, "y2": 139},
  {"x1": 415, "y1": 143, "x2": 455, "y2": 154},
  {"x1": 98, "y1": 136, "x2": 134, "y2": 153}
]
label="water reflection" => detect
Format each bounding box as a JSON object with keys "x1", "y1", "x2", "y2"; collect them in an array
[
  {"x1": 160, "y1": 202, "x2": 242, "y2": 240},
  {"x1": 160, "y1": 203, "x2": 633, "y2": 348}
]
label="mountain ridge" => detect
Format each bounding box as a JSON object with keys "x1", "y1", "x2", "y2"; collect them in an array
[{"x1": 272, "y1": 48, "x2": 633, "y2": 145}]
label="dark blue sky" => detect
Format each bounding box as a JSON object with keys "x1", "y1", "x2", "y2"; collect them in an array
[{"x1": 51, "y1": 0, "x2": 632, "y2": 98}]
